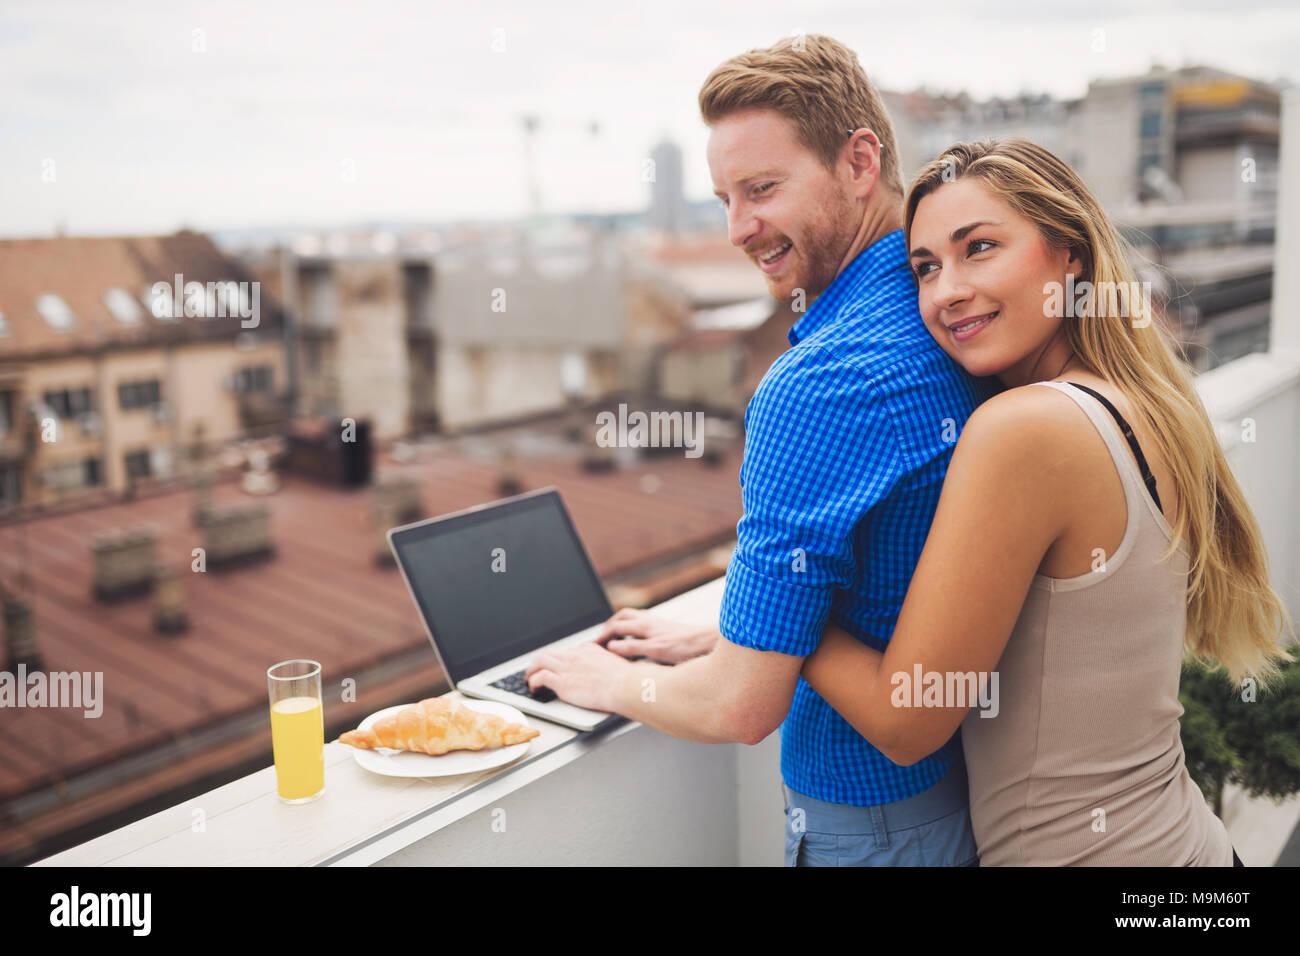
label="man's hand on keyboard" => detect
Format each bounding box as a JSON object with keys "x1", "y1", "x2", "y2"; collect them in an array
[
  {"x1": 594, "y1": 608, "x2": 718, "y2": 665},
  {"x1": 524, "y1": 641, "x2": 627, "y2": 713}
]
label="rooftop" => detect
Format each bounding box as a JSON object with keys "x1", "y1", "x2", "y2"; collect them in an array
[
  {"x1": 0, "y1": 418, "x2": 745, "y2": 864},
  {"x1": 0, "y1": 231, "x2": 282, "y2": 360}
]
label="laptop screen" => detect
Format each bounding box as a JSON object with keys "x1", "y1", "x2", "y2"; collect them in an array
[{"x1": 389, "y1": 489, "x2": 612, "y2": 683}]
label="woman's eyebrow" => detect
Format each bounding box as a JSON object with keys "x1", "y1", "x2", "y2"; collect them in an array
[
  {"x1": 910, "y1": 220, "x2": 1002, "y2": 258},
  {"x1": 949, "y1": 219, "x2": 999, "y2": 242}
]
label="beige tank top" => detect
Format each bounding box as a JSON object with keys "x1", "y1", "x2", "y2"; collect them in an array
[{"x1": 960, "y1": 380, "x2": 1234, "y2": 866}]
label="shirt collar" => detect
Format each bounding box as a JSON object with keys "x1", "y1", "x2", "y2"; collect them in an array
[{"x1": 787, "y1": 228, "x2": 912, "y2": 347}]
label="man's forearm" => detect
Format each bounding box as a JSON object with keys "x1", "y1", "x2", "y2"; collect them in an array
[{"x1": 610, "y1": 630, "x2": 749, "y2": 744}]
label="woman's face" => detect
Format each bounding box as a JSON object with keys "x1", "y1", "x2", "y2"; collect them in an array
[{"x1": 908, "y1": 177, "x2": 1081, "y2": 386}]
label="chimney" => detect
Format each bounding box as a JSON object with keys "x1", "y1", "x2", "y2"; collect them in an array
[
  {"x1": 372, "y1": 474, "x2": 422, "y2": 565},
  {"x1": 497, "y1": 446, "x2": 523, "y2": 497},
  {"x1": 92, "y1": 526, "x2": 158, "y2": 602},
  {"x1": 152, "y1": 562, "x2": 190, "y2": 635},
  {"x1": 3, "y1": 593, "x2": 42, "y2": 671}
]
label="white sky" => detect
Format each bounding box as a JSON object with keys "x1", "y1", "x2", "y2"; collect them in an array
[{"x1": 2, "y1": 0, "x2": 1297, "y2": 237}]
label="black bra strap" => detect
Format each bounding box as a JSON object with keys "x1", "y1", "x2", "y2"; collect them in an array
[{"x1": 1064, "y1": 382, "x2": 1164, "y2": 517}]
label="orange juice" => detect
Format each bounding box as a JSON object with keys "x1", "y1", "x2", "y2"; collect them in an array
[{"x1": 270, "y1": 695, "x2": 324, "y2": 801}]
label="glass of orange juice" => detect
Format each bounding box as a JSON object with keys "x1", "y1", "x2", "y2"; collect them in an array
[{"x1": 267, "y1": 659, "x2": 324, "y2": 804}]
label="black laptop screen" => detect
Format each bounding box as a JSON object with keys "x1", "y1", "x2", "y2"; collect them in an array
[{"x1": 391, "y1": 491, "x2": 612, "y2": 682}]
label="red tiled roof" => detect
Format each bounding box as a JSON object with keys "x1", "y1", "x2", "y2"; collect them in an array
[
  {"x1": 662, "y1": 327, "x2": 748, "y2": 353},
  {"x1": 0, "y1": 231, "x2": 281, "y2": 359},
  {"x1": 0, "y1": 431, "x2": 745, "y2": 857},
  {"x1": 643, "y1": 233, "x2": 746, "y2": 265}
]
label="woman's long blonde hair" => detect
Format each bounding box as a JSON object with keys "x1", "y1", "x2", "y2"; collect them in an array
[{"x1": 904, "y1": 137, "x2": 1294, "y2": 689}]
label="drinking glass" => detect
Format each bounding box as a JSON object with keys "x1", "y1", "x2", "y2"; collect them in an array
[{"x1": 267, "y1": 659, "x2": 324, "y2": 803}]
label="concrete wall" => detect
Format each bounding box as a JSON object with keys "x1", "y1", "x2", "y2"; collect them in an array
[
  {"x1": 374, "y1": 722, "x2": 784, "y2": 867},
  {"x1": 659, "y1": 346, "x2": 744, "y2": 416},
  {"x1": 1178, "y1": 145, "x2": 1239, "y2": 203},
  {"x1": 437, "y1": 343, "x2": 582, "y2": 432},
  {"x1": 433, "y1": 239, "x2": 625, "y2": 350},
  {"x1": 331, "y1": 260, "x2": 410, "y2": 442},
  {"x1": 1075, "y1": 82, "x2": 1143, "y2": 208},
  {"x1": 1198, "y1": 354, "x2": 1300, "y2": 619}
]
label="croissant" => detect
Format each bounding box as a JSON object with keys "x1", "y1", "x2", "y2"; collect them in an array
[{"x1": 337, "y1": 697, "x2": 539, "y2": 755}]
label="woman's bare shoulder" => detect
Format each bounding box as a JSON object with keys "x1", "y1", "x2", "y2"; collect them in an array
[
  {"x1": 948, "y1": 383, "x2": 1104, "y2": 541},
  {"x1": 959, "y1": 381, "x2": 1096, "y2": 449}
]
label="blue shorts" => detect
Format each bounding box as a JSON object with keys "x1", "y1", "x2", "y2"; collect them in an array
[{"x1": 782, "y1": 750, "x2": 980, "y2": 867}]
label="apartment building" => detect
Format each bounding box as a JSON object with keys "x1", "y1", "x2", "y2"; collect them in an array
[
  {"x1": 257, "y1": 230, "x2": 691, "y2": 439},
  {"x1": 0, "y1": 231, "x2": 288, "y2": 512}
]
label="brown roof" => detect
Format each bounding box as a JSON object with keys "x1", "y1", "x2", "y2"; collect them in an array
[
  {"x1": 662, "y1": 327, "x2": 749, "y2": 353},
  {"x1": 0, "y1": 429, "x2": 745, "y2": 862},
  {"x1": 660, "y1": 302, "x2": 797, "y2": 389},
  {"x1": 644, "y1": 233, "x2": 748, "y2": 265},
  {"x1": 0, "y1": 231, "x2": 283, "y2": 360}
]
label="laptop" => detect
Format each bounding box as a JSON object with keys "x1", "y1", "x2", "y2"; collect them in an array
[{"x1": 387, "y1": 485, "x2": 632, "y2": 732}]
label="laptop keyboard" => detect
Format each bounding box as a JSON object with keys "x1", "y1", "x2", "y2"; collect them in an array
[{"x1": 490, "y1": 669, "x2": 558, "y2": 704}]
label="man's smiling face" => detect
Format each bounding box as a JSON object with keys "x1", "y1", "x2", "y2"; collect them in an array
[{"x1": 708, "y1": 108, "x2": 858, "y2": 303}]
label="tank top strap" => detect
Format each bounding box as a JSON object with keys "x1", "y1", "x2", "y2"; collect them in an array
[
  {"x1": 1029, "y1": 380, "x2": 1153, "y2": 516},
  {"x1": 1063, "y1": 382, "x2": 1163, "y2": 516}
]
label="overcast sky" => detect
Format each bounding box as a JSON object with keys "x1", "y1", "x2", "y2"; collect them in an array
[{"x1": 3, "y1": 0, "x2": 1297, "y2": 238}]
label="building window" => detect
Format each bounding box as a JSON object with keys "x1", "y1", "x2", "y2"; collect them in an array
[
  {"x1": 1140, "y1": 111, "x2": 1162, "y2": 138},
  {"x1": 105, "y1": 288, "x2": 144, "y2": 325},
  {"x1": 560, "y1": 351, "x2": 586, "y2": 398},
  {"x1": 403, "y1": 262, "x2": 434, "y2": 328},
  {"x1": 43, "y1": 459, "x2": 98, "y2": 492},
  {"x1": 35, "y1": 294, "x2": 76, "y2": 331},
  {"x1": 0, "y1": 391, "x2": 14, "y2": 435},
  {"x1": 125, "y1": 449, "x2": 152, "y2": 481},
  {"x1": 118, "y1": 379, "x2": 162, "y2": 410},
  {"x1": 0, "y1": 466, "x2": 21, "y2": 509},
  {"x1": 43, "y1": 387, "x2": 94, "y2": 420},
  {"x1": 233, "y1": 365, "x2": 272, "y2": 394},
  {"x1": 299, "y1": 264, "x2": 337, "y2": 327}
]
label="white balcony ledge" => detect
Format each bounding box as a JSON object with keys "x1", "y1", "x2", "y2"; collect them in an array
[{"x1": 33, "y1": 576, "x2": 786, "y2": 867}]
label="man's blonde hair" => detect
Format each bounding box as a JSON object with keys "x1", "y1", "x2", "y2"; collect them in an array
[{"x1": 698, "y1": 33, "x2": 903, "y2": 196}]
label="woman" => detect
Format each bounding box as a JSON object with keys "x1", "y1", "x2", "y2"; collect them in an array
[{"x1": 798, "y1": 137, "x2": 1294, "y2": 866}]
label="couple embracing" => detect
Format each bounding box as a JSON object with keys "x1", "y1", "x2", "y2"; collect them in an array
[{"x1": 524, "y1": 33, "x2": 1293, "y2": 866}]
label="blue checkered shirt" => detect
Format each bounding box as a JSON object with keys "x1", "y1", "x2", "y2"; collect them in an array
[{"x1": 719, "y1": 228, "x2": 991, "y2": 806}]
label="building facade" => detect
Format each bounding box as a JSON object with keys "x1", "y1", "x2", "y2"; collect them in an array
[{"x1": 0, "y1": 231, "x2": 288, "y2": 512}]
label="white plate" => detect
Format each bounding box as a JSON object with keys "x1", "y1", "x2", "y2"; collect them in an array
[{"x1": 345, "y1": 699, "x2": 536, "y2": 778}]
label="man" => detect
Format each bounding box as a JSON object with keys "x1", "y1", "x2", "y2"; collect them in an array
[{"x1": 525, "y1": 34, "x2": 989, "y2": 866}]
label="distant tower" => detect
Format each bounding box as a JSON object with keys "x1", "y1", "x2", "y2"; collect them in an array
[{"x1": 647, "y1": 139, "x2": 688, "y2": 235}]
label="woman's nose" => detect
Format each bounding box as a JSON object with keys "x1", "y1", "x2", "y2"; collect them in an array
[{"x1": 934, "y1": 266, "x2": 972, "y2": 310}]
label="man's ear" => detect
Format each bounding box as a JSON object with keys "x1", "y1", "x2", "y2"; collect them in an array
[{"x1": 846, "y1": 128, "x2": 882, "y2": 195}]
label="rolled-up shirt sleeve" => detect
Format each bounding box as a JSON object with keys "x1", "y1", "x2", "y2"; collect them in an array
[{"x1": 718, "y1": 343, "x2": 905, "y2": 657}]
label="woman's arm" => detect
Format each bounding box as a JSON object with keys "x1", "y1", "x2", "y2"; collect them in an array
[{"x1": 800, "y1": 389, "x2": 1075, "y2": 765}]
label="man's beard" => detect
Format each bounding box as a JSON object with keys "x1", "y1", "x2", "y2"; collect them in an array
[{"x1": 776, "y1": 187, "x2": 857, "y2": 304}]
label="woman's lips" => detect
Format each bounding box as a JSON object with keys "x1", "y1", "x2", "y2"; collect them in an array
[{"x1": 950, "y1": 311, "x2": 997, "y2": 342}]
